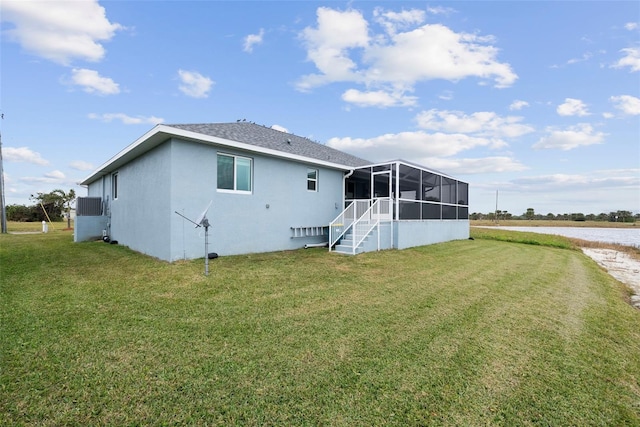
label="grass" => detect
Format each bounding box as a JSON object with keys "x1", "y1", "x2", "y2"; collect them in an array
[
  {"x1": 3, "y1": 220, "x2": 73, "y2": 233},
  {"x1": 471, "y1": 223, "x2": 640, "y2": 262},
  {"x1": 1, "y1": 226, "x2": 640, "y2": 425}
]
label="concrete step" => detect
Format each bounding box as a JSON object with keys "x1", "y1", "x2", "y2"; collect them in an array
[{"x1": 333, "y1": 244, "x2": 364, "y2": 255}]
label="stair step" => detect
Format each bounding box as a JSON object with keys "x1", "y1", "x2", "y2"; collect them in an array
[{"x1": 333, "y1": 244, "x2": 364, "y2": 255}]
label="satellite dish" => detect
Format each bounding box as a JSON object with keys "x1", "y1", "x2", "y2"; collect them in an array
[
  {"x1": 174, "y1": 200, "x2": 215, "y2": 276},
  {"x1": 195, "y1": 200, "x2": 213, "y2": 228}
]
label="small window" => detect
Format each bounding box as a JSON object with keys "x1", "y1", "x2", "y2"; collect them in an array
[
  {"x1": 307, "y1": 169, "x2": 318, "y2": 192},
  {"x1": 112, "y1": 172, "x2": 118, "y2": 200},
  {"x1": 217, "y1": 153, "x2": 252, "y2": 193}
]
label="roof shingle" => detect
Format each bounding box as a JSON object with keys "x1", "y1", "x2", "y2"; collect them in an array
[{"x1": 166, "y1": 122, "x2": 371, "y2": 168}]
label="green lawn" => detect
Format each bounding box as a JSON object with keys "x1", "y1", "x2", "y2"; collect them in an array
[{"x1": 1, "y1": 229, "x2": 639, "y2": 425}]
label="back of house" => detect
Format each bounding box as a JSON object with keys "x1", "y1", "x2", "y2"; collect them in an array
[{"x1": 75, "y1": 122, "x2": 469, "y2": 261}]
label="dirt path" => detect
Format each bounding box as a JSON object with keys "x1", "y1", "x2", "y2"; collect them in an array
[{"x1": 582, "y1": 248, "x2": 640, "y2": 309}]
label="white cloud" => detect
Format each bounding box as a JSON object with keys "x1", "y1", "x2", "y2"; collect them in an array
[
  {"x1": 177, "y1": 69, "x2": 214, "y2": 98},
  {"x1": 1, "y1": 0, "x2": 122, "y2": 65},
  {"x1": 325, "y1": 130, "x2": 525, "y2": 174},
  {"x1": 243, "y1": 28, "x2": 265, "y2": 53},
  {"x1": 438, "y1": 90, "x2": 454, "y2": 101},
  {"x1": 613, "y1": 46, "x2": 640, "y2": 72},
  {"x1": 69, "y1": 160, "x2": 95, "y2": 171},
  {"x1": 533, "y1": 123, "x2": 606, "y2": 151},
  {"x1": 415, "y1": 109, "x2": 534, "y2": 138},
  {"x1": 88, "y1": 113, "x2": 164, "y2": 125},
  {"x1": 610, "y1": 95, "x2": 640, "y2": 115},
  {"x1": 428, "y1": 156, "x2": 527, "y2": 174},
  {"x1": 327, "y1": 130, "x2": 506, "y2": 162},
  {"x1": 271, "y1": 124, "x2": 289, "y2": 133},
  {"x1": 341, "y1": 88, "x2": 417, "y2": 107},
  {"x1": 70, "y1": 68, "x2": 120, "y2": 95},
  {"x1": 566, "y1": 52, "x2": 592, "y2": 65},
  {"x1": 45, "y1": 170, "x2": 65, "y2": 180},
  {"x1": 297, "y1": 7, "x2": 370, "y2": 91},
  {"x1": 373, "y1": 7, "x2": 425, "y2": 35},
  {"x1": 511, "y1": 170, "x2": 640, "y2": 192},
  {"x1": 297, "y1": 7, "x2": 517, "y2": 101},
  {"x1": 364, "y1": 24, "x2": 517, "y2": 89},
  {"x1": 3, "y1": 146, "x2": 49, "y2": 165},
  {"x1": 509, "y1": 100, "x2": 529, "y2": 111},
  {"x1": 426, "y1": 6, "x2": 456, "y2": 16},
  {"x1": 557, "y1": 98, "x2": 590, "y2": 116},
  {"x1": 21, "y1": 170, "x2": 68, "y2": 184},
  {"x1": 624, "y1": 22, "x2": 638, "y2": 31}
]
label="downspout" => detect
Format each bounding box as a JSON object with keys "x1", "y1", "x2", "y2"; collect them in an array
[
  {"x1": 329, "y1": 169, "x2": 354, "y2": 252},
  {"x1": 342, "y1": 169, "x2": 354, "y2": 208}
]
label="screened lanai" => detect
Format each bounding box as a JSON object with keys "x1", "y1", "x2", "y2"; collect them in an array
[{"x1": 344, "y1": 160, "x2": 469, "y2": 221}]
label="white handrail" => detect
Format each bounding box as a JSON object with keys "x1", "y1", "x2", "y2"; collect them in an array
[
  {"x1": 329, "y1": 200, "x2": 372, "y2": 250},
  {"x1": 350, "y1": 198, "x2": 392, "y2": 254},
  {"x1": 329, "y1": 201, "x2": 353, "y2": 249},
  {"x1": 330, "y1": 198, "x2": 392, "y2": 253}
]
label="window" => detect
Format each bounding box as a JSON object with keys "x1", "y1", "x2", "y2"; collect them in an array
[
  {"x1": 442, "y1": 205, "x2": 457, "y2": 219},
  {"x1": 422, "y1": 172, "x2": 440, "y2": 202},
  {"x1": 441, "y1": 177, "x2": 456, "y2": 204},
  {"x1": 346, "y1": 169, "x2": 371, "y2": 199},
  {"x1": 458, "y1": 206, "x2": 469, "y2": 220},
  {"x1": 422, "y1": 202, "x2": 441, "y2": 220},
  {"x1": 307, "y1": 169, "x2": 318, "y2": 191},
  {"x1": 399, "y1": 201, "x2": 421, "y2": 219},
  {"x1": 217, "y1": 153, "x2": 252, "y2": 193},
  {"x1": 112, "y1": 172, "x2": 118, "y2": 200},
  {"x1": 398, "y1": 164, "x2": 420, "y2": 200},
  {"x1": 457, "y1": 182, "x2": 469, "y2": 205}
]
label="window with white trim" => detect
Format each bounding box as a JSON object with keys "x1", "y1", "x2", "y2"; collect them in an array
[
  {"x1": 217, "y1": 153, "x2": 252, "y2": 193},
  {"x1": 112, "y1": 172, "x2": 119, "y2": 200},
  {"x1": 307, "y1": 168, "x2": 318, "y2": 192}
]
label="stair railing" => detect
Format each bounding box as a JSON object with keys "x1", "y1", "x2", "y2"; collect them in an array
[
  {"x1": 329, "y1": 200, "x2": 371, "y2": 251},
  {"x1": 351, "y1": 199, "x2": 387, "y2": 254}
]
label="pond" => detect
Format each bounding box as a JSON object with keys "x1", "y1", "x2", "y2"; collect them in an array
[{"x1": 486, "y1": 226, "x2": 640, "y2": 248}]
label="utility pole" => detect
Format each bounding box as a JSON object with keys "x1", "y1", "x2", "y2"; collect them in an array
[
  {"x1": 0, "y1": 113, "x2": 7, "y2": 234},
  {"x1": 494, "y1": 189, "x2": 499, "y2": 224}
]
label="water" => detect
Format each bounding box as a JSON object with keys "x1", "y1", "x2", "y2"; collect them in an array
[{"x1": 488, "y1": 226, "x2": 640, "y2": 248}]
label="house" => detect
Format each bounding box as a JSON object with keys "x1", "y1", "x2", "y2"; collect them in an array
[{"x1": 75, "y1": 122, "x2": 469, "y2": 260}]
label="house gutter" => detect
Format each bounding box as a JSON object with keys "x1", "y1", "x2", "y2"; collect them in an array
[{"x1": 342, "y1": 169, "x2": 354, "y2": 206}]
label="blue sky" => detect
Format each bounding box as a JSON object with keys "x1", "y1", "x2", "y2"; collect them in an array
[{"x1": 1, "y1": 0, "x2": 639, "y2": 216}]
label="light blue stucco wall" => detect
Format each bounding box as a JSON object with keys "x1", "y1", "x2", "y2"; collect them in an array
[
  {"x1": 81, "y1": 138, "x2": 345, "y2": 261},
  {"x1": 168, "y1": 139, "x2": 344, "y2": 260},
  {"x1": 359, "y1": 222, "x2": 394, "y2": 253},
  {"x1": 74, "y1": 215, "x2": 108, "y2": 242},
  {"x1": 80, "y1": 136, "x2": 469, "y2": 261},
  {"x1": 106, "y1": 142, "x2": 172, "y2": 260},
  {"x1": 394, "y1": 220, "x2": 470, "y2": 249}
]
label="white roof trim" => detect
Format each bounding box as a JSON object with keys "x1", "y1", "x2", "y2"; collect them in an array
[{"x1": 79, "y1": 124, "x2": 355, "y2": 185}]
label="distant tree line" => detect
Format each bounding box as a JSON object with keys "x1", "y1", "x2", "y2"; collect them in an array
[
  {"x1": 5, "y1": 189, "x2": 76, "y2": 227},
  {"x1": 471, "y1": 208, "x2": 638, "y2": 223}
]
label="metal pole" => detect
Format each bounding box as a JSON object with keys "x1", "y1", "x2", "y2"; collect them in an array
[
  {"x1": 0, "y1": 120, "x2": 7, "y2": 233},
  {"x1": 203, "y1": 218, "x2": 210, "y2": 276}
]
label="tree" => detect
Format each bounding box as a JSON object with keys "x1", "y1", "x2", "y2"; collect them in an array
[
  {"x1": 571, "y1": 213, "x2": 585, "y2": 221},
  {"x1": 616, "y1": 210, "x2": 633, "y2": 223},
  {"x1": 525, "y1": 208, "x2": 535, "y2": 220},
  {"x1": 30, "y1": 189, "x2": 76, "y2": 227},
  {"x1": 6, "y1": 204, "x2": 40, "y2": 222}
]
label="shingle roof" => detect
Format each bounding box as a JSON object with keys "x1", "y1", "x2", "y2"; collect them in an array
[{"x1": 166, "y1": 122, "x2": 371, "y2": 168}]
